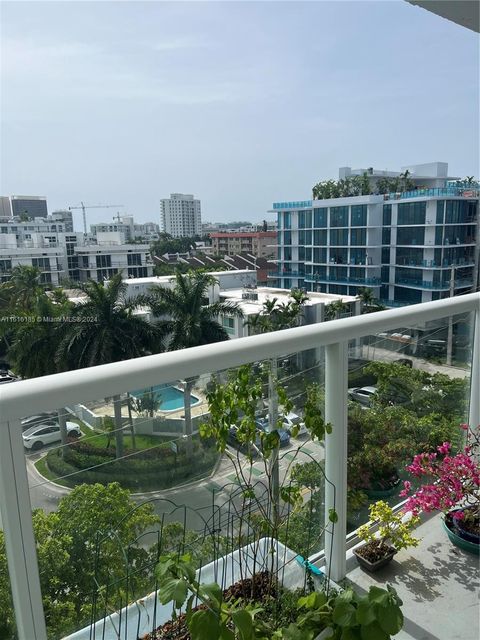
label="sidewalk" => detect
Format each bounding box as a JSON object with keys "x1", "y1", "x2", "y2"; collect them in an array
[{"x1": 362, "y1": 345, "x2": 469, "y2": 379}]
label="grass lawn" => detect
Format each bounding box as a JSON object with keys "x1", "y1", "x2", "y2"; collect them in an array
[{"x1": 80, "y1": 431, "x2": 173, "y2": 450}]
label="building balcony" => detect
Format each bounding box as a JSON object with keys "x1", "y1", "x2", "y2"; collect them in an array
[
  {"x1": 0, "y1": 293, "x2": 478, "y2": 640},
  {"x1": 394, "y1": 277, "x2": 474, "y2": 290},
  {"x1": 384, "y1": 186, "x2": 479, "y2": 200},
  {"x1": 394, "y1": 259, "x2": 476, "y2": 269},
  {"x1": 267, "y1": 271, "x2": 305, "y2": 278},
  {"x1": 304, "y1": 274, "x2": 381, "y2": 286}
]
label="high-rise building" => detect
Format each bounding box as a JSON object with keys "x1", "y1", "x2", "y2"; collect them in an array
[
  {"x1": 0, "y1": 197, "x2": 12, "y2": 218},
  {"x1": 271, "y1": 162, "x2": 479, "y2": 305},
  {"x1": 10, "y1": 195, "x2": 48, "y2": 218},
  {"x1": 160, "y1": 193, "x2": 201, "y2": 238}
]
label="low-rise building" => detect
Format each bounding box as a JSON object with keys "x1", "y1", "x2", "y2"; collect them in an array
[{"x1": 210, "y1": 231, "x2": 276, "y2": 258}]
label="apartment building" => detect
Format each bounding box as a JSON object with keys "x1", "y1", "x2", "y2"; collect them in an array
[
  {"x1": 272, "y1": 163, "x2": 479, "y2": 305},
  {"x1": 10, "y1": 195, "x2": 48, "y2": 219},
  {"x1": 74, "y1": 233, "x2": 153, "y2": 282},
  {"x1": 90, "y1": 216, "x2": 160, "y2": 243},
  {"x1": 210, "y1": 231, "x2": 276, "y2": 258},
  {"x1": 160, "y1": 193, "x2": 201, "y2": 237},
  {"x1": 0, "y1": 237, "x2": 65, "y2": 286}
]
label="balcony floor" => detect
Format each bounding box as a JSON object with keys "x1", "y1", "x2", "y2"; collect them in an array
[{"x1": 346, "y1": 513, "x2": 479, "y2": 640}]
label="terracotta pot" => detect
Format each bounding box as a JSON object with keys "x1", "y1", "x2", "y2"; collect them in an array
[{"x1": 353, "y1": 544, "x2": 397, "y2": 572}]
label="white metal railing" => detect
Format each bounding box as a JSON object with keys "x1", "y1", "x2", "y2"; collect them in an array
[{"x1": 0, "y1": 292, "x2": 479, "y2": 640}]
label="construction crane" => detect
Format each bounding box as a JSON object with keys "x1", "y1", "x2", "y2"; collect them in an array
[{"x1": 68, "y1": 202, "x2": 125, "y2": 235}]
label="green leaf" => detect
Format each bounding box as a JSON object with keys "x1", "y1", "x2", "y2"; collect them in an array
[
  {"x1": 189, "y1": 609, "x2": 221, "y2": 640},
  {"x1": 201, "y1": 582, "x2": 223, "y2": 608},
  {"x1": 368, "y1": 586, "x2": 390, "y2": 605},
  {"x1": 219, "y1": 622, "x2": 235, "y2": 640},
  {"x1": 332, "y1": 602, "x2": 356, "y2": 627},
  {"x1": 377, "y1": 603, "x2": 404, "y2": 635},
  {"x1": 281, "y1": 623, "x2": 315, "y2": 640},
  {"x1": 356, "y1": 600, "x2": 376, "y2": 626},
  {"x1": 158, "y1": 577, "x2": 188, "y2": 608},
  {"x1": 328, "y1": 508, "x2": 338, "y2": 524},
  {"x1": 360, "y1": 621, "x2": 389, "y2": 640},
  {"x1": 340, "y1": 629, "x2": 360, "y2": 640},
  {"x1": 232, "y1": 609, "x2": 254, "y2": 640}
]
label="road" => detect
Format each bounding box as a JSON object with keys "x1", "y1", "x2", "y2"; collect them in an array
[{"x1": 23, "y1": 437, "x2": 325, "y2": 532}]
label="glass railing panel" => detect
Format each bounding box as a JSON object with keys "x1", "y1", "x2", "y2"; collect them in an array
[
  {"x1": 20, "y1": 346, "x2": 327, "y2": 638},
  {"x1": 347, "y1": 311, "x2": 472, "y2": 533}
]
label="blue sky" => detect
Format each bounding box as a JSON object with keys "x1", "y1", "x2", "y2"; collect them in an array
[{"x1": 1, "y1": 1, "x2": 478, "y2": 229}]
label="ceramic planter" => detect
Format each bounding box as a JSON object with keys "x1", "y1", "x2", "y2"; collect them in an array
[
  {"x1": 353, "y1": 544, "x2": 397, "y2": 572},
  {"x1": 443, "y1": 509, "x2": 479, "y2": 556}
]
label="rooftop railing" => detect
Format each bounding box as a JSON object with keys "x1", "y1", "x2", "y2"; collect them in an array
[{"x1": 0, "y1": 292, "x2": 478, "y2": 639}]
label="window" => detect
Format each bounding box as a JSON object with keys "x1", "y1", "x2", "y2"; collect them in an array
[
  {"x1": 350, "y1": 228, "x2": 366, "y2": 246},
  {"x1": 436, "y1": 201, "x2": 445, "y2": 224},
  {"x1": 32, "y1": 258, "x2": 50, "y2": 269},
  {"x1": 445, "y1": 200, "x2": 476, "y2": 224},
  {"x1": 351, "y1": 204, "x2": 367, "y2": 226},
  {"x1": 397, "y1": 227, "x2": 425, "y2": 245},
  {"x1": 313, "y1": 229, "x2": 327, "y2": 245},
  {"x1": 283, "y1": 230, "x2": 292, "y2": 245},
  {"x1": 350, "y1": 248, "x2": 366, "y2": 265},
  {"x1": 298, "y1": 210, "x2": 312, "y2": 228},
  {"x1": 96, "y1": 255, "x2": 112, "y2": 268},
  {"x1": 0, "y1": 259, "x2": 12, "y2": 273},
  {"x1": 127, "y1": 253, "x2": 141, "y2": 266},
  {"x1": 382, "y1": 228, "x2": 391, "y2": 245},
  {"x1": 381, "y1": 248, "x2": 390, "y2": 264},
  {"x1": 397, "y1": 202, "x2": 426, "y2": 225},
  {"x1": 313, "y1": 247, "x2": 327, "y2": 263},
  {"x1": 396, "y1": 247, "x2": 424, "y2": 266},
  {"x1": 313, "y1": 208, "x2": 327, "y2": 227},
  {"x1": 221, "y1": 316, "x2": 235, "y2": 334},
  {"x1": 330, "y1": 229, "x2": 348, "y2": 246},
  {"x1": 330, "y1": 206, "x2": 348, "y2": 227}
]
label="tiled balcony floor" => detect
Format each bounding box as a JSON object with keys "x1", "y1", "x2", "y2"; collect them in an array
[{"x1": 346, "y1": 513, "x2": 479, "y2": 640}]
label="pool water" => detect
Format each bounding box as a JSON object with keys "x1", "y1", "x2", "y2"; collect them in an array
[{"x1": 131, "y1": 384, "x2": 200, "y2": 412}]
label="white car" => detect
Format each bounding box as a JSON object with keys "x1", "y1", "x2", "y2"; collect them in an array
[
  {"x1": 348, "y1": 386, "x2": 378, "y2": 407},
  {"x1": 265, "y1": 412, "x2": 308, "y2": 438},
  {"x1": 22, "y1": 422, "x2": 81, "y2": 450}
]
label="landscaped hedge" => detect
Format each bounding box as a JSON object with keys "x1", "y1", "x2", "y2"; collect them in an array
[{"x1": 46, "y1": 438, "x2": 219, "y2": 491}]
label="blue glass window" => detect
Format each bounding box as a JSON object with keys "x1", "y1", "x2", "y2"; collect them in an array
[
  {"x1": 330, "y1": 206, "x2": 348, "y2": 227},
  {"x1": 314, "y1": 208, "x2": 327, "y2": 227},
  {"x1": 383, "y1": 205, "x2": 392, "y2": 226},
  {"x1": 351, "y1": 205, "x2": 367, "y2": 226}
]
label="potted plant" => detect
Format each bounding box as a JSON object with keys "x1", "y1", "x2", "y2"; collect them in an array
[
  {"x1": 353, "y1": 500, "x2": 420, "y2": 572},
  {"x1": 401, "y1": 423, "x2": 480, "y2": 555}
]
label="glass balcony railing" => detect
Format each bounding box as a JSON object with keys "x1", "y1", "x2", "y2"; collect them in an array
[
  {"x1": 268, "y1": 271, "x2": 305, "y2": 278},
  {"x1": 384, "y1": 187, "x2": 479, "y2": 200},
  {"x1": 0, "y1": 293, "x2": 478, "y2": 640},
  {"x1": 395, "y1": 277, "x2": 474, "y2": 290},
  {"x1": 273, "y1": 200, "x2": 313, "y2": 210},
  {"x1": 304, "y1": 274, "x2": 381, "y2": 285},
  {"x1": 394, "y1": 259, "x2": 476, "y2": 268}
]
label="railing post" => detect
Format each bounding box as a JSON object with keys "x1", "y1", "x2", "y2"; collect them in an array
[
  {"x1": 469, "y1": 306, "x2": 480, "y2": 430},
  {"x1": 324, "y1": 341, "x2": 348, "y2": 582},
  {"x1": 0, "y1": 419, "x2": 47, "y2": 640}
]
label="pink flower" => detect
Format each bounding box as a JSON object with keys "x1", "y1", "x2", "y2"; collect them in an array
[
  {"x1": 460, "y1": 423, "x2": 469, "y2": 431},
  {"x1": 452, "y1": 510, "x2": 465, "y2": 521}
]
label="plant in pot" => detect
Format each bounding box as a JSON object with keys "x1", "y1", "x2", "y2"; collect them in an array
[
  {"x1": 354, "y1": 500, "x2": 420, "y2": 572},
  {"x1": 400, "y1": 423, "x2": 480, "y2": 555}
]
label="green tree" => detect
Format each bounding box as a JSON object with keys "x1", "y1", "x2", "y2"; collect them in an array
[
  {"x1": 54, "y1": 483, "x2": 158, "y2": 626},
  {"x1": 56, "y1": 272, "x2": 163, "y2": 458},
  {"x1": 357, "y1": 287, "x2": 385, "y2": 314},
  {"x1": 147, "y1": 271, "x2": 243, "y2": 457},
  {"x1": 324, "y1": 299, "x2": 350, "y2": 320},
  {"x1": 0, "y1": 265, "x2": 44, "y2": 313}
]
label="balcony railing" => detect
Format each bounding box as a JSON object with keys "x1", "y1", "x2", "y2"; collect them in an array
[
  {"x1": 0, "y1": 292, "x2": 478, "y2": 640},
  {"x1": 384, "y1": 187, "x2": 479, "y2": 200},
  {"x1": 395, "y1": 277, "x2": 474, "y2": 290},
  {"x1": 304, "y1": 275, "x2": 381, "y2": 286}
]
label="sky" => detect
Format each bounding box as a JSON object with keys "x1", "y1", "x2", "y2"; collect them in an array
[{"x1": 1, "y1": 1, "x2": 478, "y2": 230}]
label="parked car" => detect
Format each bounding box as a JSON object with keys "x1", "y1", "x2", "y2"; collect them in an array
[
  {"x1": 227, "y1": 425, "x2": 261, "y2": 457},
  {"x1": 347, "y1": 386, "x2": 378, "y2": 407},
  {"x1": 22, "y1": 422, "x2": 81, "y2": 450},
  {"x1": 255, "y1": 418, "x2": 291, "y2": 447},
  {"x1": 281, "y1": 412, "x2": 308, "y2": 438},
  {"x1": 21, "y1": 413, "x2": 58, "y2": 431}
]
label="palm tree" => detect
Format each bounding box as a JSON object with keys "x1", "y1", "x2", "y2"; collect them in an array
[
  {"x1": 7, "y1": 293, "x2": 73, "y2": 453},
  {"x1": 357, "y1": 287, "x2": 385, "y2": 314},
  {"x1": 57, "y1": 273, "x2": 163, "y2": 458},
  {"x1": 147, "y1": 271, "x2": 243, "y2": 457},
  {"x1": 324, "y1": 299, "x2": 350, "y2": 321},
  {"x1": 0, "y1": 265, "x2": 44, "y2": 313}
]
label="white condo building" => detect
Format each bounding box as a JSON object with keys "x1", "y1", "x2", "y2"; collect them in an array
[{"x1": 160, "y1": 193, "x2": 202, "y2": 237}]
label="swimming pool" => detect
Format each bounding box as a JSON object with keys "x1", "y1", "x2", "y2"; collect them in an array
[{"x1": 131, "y1": 384, "x2": 200, "y2": 412}]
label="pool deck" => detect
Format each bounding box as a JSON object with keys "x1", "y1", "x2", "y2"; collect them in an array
[{"x1": 88, "y1": 388, "x2": 208, "y2": 420}]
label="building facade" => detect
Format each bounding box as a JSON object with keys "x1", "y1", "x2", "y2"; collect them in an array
[
  {"x1": 210, "y1": 231, "x2": 276, "y2": 258},
  {"x1": 160, "y1": 193, "x2": 201, "y2": 238},
  {"x1": 272, "y1": 163, "x2": 479, "y2": 305},
  {"x1": 74, "y1": 234, "x2": 153, "y2": 282},
  {"x1": 10, "y1": 195, "x2": 48, "y2": 219}
]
